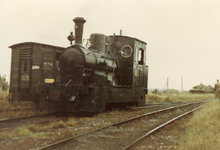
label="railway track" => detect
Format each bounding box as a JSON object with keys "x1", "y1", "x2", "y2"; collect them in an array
[
  {"x1": 122, "y1": 105, "x2": 204, "y2": 150},
  {"x1": 0, "y1": 112, "x2": 59, "y2": 131},
  {"x1": 0, "y1": 107, "x2": 38, "y2": 113},
  {"x1": 35, "y1": 101, "x2": 207, "y2": 150},
  {"x1": 141, "y1": 99, "x2": 214, "y2": 108},
  {"x1": 0, "y1": 111, "x2": 98, "y2": 132}
]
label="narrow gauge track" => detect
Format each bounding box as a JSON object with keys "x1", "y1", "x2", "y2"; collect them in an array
[
  {"x1": 0, "y1": 108, "x2": 38, "y2": 113},
  {"x1": 142, "y1": 99, "x2": 214, "y2": 108},
  {"x1": 122, "y1": 105, "x2": 204, "y2": 150},
  {"x1": 35, "y1": 101, "x2": 207, "y2": 150},
  {"x1": 0, "y1": 111, "x2": 99, "y2": 132},
  {"x1": 0, "y1": 112, "x2": 59, "y2": 131},
  {"x1": 140, "y1": 103, "x2": 184, "y2": 108}
]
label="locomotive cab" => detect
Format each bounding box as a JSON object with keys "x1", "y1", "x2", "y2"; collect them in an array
[
  {"x1": 105, "y1": 35, "x2": 148, "y2": 106},
  {"x1": 106, "y1": 35, "x2": 148, "y2": 89}
]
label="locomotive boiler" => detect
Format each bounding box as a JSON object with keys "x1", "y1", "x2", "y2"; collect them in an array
[{"x1": 39, "y1": 17, "x2": 148, "y2": 112}]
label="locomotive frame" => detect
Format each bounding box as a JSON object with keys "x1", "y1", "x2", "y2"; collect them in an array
[
  {"x1": 9, "y1": 42, "x2": 64, "y2": 103},
  {"x1": 38, "y1": 17, "x2": 148, "y2": 112}
]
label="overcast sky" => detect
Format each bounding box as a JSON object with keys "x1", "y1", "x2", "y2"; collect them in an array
[{"x1": 1, "y1": 0, "x2": 220, "y2": 91}]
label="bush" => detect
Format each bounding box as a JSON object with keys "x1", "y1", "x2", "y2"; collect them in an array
[{"x1": 152, "y1": 89, "x2": 162, "y2": 95}]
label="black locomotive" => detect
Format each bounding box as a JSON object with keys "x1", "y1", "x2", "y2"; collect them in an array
[{"x1": 39, "y1": 17, "x2": 148, "y2": 112}]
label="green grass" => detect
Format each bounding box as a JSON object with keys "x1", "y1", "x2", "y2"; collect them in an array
[
  {"x1": 146, "y1": 93, "x2": 219, "y2": 149},
  {"x1": 0, "y1": 89, "x2": 8, "y2": 101},
  {"x1": 146, "y1": 93, "x2": 214, "y2": 103},
  {"x1": 0, "y1": 89, "x2": 35, "y2": 111},
  {"x1": 0, "y1": 117, "x2": 79, "y2": 140},
  {"x1": 0, "y1": 89, "x2": 52, "y2": 119},
  {"x1": 178, "y1": 100, "x2": 220, "y2": 150}
]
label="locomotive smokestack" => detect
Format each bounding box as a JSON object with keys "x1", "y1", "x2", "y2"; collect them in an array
[{"x1": 73, "y1": 17, "x2": 86, "y2": 45}]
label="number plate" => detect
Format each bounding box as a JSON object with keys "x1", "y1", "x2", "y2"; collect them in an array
[{"x1": 45, "y1": 78, "x2": 54, "y2": 83}]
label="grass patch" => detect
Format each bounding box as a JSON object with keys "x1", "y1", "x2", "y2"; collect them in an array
[
  {"x1": 0, "y1": 127, "x2": 54, "y2": 140},
  {"x1": 0, "y1": 126, "x2": 32, "y2": 139},
  {"x1": 146, "y1": 93, "x2": 214, "y2": 103},
  {"x1": 28, "y1": 117, "x2": 79, "y2": 132},
  {"x1": 0, "y1": 117, "x2": 79, "y2": 140},
  {"x1": 0, "y1": 90, "x2": 35, "y2": 110},
  {"x1": 0, "y1": 89, "x2": 53, "y2": 119},
  {"x1": 29, "y1": 132, "x2": 54, "y2": 139},
  {"x1": 178, "y1": 100, "x2": 220, "y2": 149}
]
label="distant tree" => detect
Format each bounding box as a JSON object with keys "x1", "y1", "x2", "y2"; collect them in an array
[
  {"x1": 152, "y1": 89, "x2": 158, "y2": 94},
  {"x1": 152, "y1": 89, "x2": 161, "y2": 94},
  {"x1": 0, "y1": 74, "x2": 7, "y2": 88}
]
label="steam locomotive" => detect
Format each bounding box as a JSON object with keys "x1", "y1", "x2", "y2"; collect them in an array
[{"x1": 39, "y1": 17, "x2": 148, "y2": 112}]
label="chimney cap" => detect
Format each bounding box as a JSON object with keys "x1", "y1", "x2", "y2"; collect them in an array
[{"x1": 73, "y1": 17, "x2": 86, "y2": 23}]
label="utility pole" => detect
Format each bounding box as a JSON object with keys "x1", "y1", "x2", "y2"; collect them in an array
[
  {"x1": 181, "y1": 76, "x2": 183, "y2": 93},
  {"x1": 163, "y1": 77, "x2": 169, "y2": 91}
]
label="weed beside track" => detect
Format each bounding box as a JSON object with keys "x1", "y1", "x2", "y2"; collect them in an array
[
  {"x1": 0, "y1": 90, "x2": 53, "y2": 119},
  {"x1": 178, "y1": 100, "x2": 220, "y2": 150},
  {"x1": 146, "y1": 93, "x2": 214, "y2": 103}
]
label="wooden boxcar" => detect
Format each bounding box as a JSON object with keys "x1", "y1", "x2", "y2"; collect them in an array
[{"x1": 9, "y1": 42, "x2": 64, "y2": 103}]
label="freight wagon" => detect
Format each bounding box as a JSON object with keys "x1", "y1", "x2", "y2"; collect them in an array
[{"x1": 9, "y1": 42, "x2": 64, "y2": 103}]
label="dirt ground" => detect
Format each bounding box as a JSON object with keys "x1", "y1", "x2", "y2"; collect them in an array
[{"x1": 0, "y1": 105, "x2": 192, "y2": 150}]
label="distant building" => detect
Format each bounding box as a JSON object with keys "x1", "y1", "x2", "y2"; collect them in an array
[
  {"x1": 190, "y1": 83, "x2": 214, "y2": 93},
  {"x1": 193, "y1": 83, "x2": 206, "y2": 90},
  {"x1": 205, "y1": 85, "x2": 215, "y2": 93}
]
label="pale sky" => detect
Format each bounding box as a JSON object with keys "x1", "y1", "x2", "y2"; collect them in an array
[{"x1": 1, "y1": 0, "x2": 220, "y2": 91}]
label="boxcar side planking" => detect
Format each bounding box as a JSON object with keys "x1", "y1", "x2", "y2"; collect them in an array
[{"x1": 9, "y1": 42, "x2": 64, "y2": 104}]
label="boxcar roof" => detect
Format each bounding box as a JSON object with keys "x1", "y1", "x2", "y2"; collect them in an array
[{"x1": 9, "y1": 42, "x2": 65, "y2": 49}]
